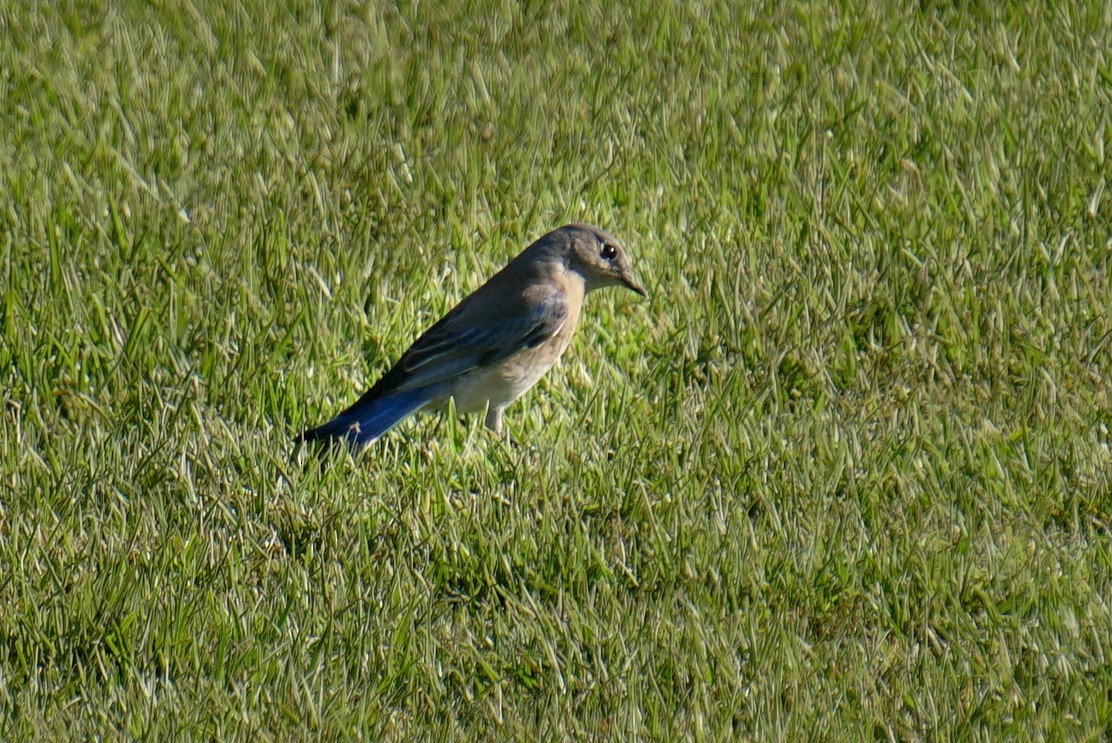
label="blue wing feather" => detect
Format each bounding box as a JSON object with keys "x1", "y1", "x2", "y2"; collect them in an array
[{"x1": 297, "y1": 385, "x2": 438, "y2": 449}]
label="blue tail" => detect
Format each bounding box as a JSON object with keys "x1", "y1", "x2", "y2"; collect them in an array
[{"x1": 297, "y1": 386, "x2": 434, "y2": 450}]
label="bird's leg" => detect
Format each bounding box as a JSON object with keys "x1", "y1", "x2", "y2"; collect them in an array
[
  {"x1": 484, "y1": 405, "x2": 523, "y2": 449},
  {"x1": 483, "y1": 405, "x2": 503, "y2": 434}
]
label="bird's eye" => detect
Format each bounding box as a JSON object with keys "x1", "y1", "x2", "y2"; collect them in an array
[{"x1": 600, "y1": 243, "x2": 617, "y2": 260}]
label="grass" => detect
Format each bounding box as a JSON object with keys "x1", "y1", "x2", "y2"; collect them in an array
[{"x1": 2, "y1": 0, "x2": 1111, "y2": 738}]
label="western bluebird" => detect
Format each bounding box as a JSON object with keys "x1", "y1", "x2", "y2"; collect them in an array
[{"x1": 297, "y1": 223, "x2": 645, "y2": 451}]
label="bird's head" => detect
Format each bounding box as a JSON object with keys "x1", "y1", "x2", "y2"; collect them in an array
[{"x1": 562, "y1": 223, "x2": 646, "y2": 297}]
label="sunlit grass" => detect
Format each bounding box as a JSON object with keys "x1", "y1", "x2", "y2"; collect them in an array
[{"x1": 2, "y1": 0, "x2": 1110, "y2": 738}]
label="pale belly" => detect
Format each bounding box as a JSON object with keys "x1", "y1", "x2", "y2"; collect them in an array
[{"x1": 444, "y1": 333, "x2": 572, "y2": 414}]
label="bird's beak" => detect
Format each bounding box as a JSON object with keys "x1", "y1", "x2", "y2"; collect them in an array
[{"x1": 621, "y1": 274, "x2": 646, "y2": 297}]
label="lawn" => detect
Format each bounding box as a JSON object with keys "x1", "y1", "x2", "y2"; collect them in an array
[{"x1": 2, "y1": 0, "x2": 1111, "y2": 739}]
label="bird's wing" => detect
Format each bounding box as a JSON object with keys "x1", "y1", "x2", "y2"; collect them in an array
[{"x1": 373, "y1": 282, "x2": 569, "y2": 395}]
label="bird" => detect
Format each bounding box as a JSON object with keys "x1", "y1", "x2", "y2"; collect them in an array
[{"x1": 297, "y1": 223, "x2": 645, "y2": 451}]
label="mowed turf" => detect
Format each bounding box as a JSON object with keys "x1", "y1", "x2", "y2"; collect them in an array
[{"x1": 2, "y1": 1, "x2": 1110, "y2": 739}]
